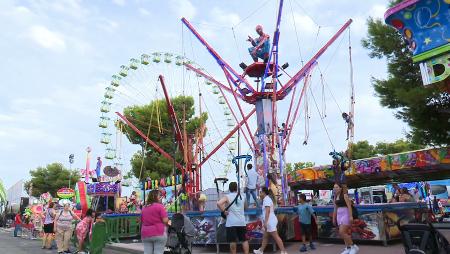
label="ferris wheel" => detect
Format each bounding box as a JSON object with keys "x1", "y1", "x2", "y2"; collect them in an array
[{"x1": 98, "y1": 52, "x2": 240, "y2": 183}]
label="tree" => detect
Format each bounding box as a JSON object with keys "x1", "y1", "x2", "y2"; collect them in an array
[
  {"x1": 120, "y1": 96, "x2": 207, "y2": 180},
  {"x1": 350, "y1": 140, "x2": 376, "y2": 159},
  {"x1": 24, "y1": 163, "x2": 80, "y2": 197},
  {"x1": 374, "y1": 139, "x2": 423, "y2": 155},
  {"x1": 0, "y1": 179, "x2": 6, "y2": 205},
  {"x1": 350, "y1": 139, "x2": 425, "y2": 160},
  {"x1": 361, "y1": 0, "x2": 450, "y2": 146}
]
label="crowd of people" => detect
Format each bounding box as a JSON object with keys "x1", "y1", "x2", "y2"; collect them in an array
[
  {"x1": 10, "y1": 170, "x2": 435, "y2": 254},
  {"x1": 12, "y1": 200, "x2": 103, "y2": 254}
]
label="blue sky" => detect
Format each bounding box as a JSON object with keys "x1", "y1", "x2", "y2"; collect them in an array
[{"x1": 0, "y1": 0, "x2": 409, "y2": 190}]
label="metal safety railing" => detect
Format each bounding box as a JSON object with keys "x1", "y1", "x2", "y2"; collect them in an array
[{"x1": 102, "y1": 213, "x2": 141, "y2": 243}]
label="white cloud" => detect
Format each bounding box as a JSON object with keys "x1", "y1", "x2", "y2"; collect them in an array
[
  {"x1": 112, "y1": 0, "x2": 126, "y2": 6},
  {"x1": 170, "y1": 0, "x2": 196, "y2": 20},
  {"x1": 29, "y1": 25, "x2": 66, "y2": 52},
  {"x1": 14, "y1": 6, "x2": 32, "y2": 15},
  {"x1": 139, "y1": 8, "x2": 150, "y2": 16},
  {"x1": 45, "y1": 0, "x2": 89, "y2": 19},
  {"x1": 97, "y1": 19, "x2": 119, "y2": 33},
  {"x1": 210, "y1": 7, "x2": 240, "y2": 26},
  {"x1": 370, "y1": 4, "x2": 387, "y2": 20},
  {"x1": 291, "y1": 12, "x2": 318, "y2": 34}
]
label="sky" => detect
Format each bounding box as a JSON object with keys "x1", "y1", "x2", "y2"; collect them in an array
[{"x1": 0, "y1": 0, "x2": 410, "y2": 191}]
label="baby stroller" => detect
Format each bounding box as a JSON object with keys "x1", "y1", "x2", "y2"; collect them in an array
[
  {"x1": 164, "y1": 213, "x2": 195, "y2": 254},
  {"x1": 399, "y1": 223, "x2": 450, "y2": 254}
]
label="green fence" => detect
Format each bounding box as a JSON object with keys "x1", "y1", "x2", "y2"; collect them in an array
[{"x1": 103, "y1": 213, "x2": 141, "y2": 243}]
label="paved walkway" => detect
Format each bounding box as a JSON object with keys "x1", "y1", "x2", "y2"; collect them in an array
[
  {"x1": 0, "y1": 228, "x2": 123, "y2": 254},
  {"x1": 107, "y1": 241, "x2": 406, "y2": 254},
  {"x1": 1, "y1": 227, "x2": 406, "y2": 253}
]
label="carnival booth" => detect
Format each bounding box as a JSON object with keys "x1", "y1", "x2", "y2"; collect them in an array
[{"x1": 288, "y1": 147, "x2": 450, "y2": 245}]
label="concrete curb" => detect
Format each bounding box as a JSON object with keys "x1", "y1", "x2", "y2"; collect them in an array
[{"x1": 104, "y1": 244, "x2": 143, "y2": 254}]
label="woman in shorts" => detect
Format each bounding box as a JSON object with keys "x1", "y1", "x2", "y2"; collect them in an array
[
  {"x1": 42, "y1": 202, "x2": 55, "y2": 249},
  {"x1": 253, "y1": 187, "x2": 287, "y2": 254},
  {"x1": 333, "y1": 183, "x2": 359, "y2": 254}
]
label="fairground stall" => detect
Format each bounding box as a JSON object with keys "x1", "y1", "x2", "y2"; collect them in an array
[{"x1": 289, "y1": 147, "x2": 450, "y2": 245}]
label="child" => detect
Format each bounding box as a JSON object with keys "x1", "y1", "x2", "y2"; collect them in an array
[
  {"x1": 75, "y1": 209, "x2": 95, "y2": 254},
  {"x1": 32, "y1": 212, "x2": 43, "y2": 239},
  {"x1": 296, "y1": 194, "x2": 316, "y2": 252}
]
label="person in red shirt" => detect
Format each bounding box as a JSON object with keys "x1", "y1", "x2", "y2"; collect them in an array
[{"x1": 14, "y1": 213, "x2": 22, "y2": 237}]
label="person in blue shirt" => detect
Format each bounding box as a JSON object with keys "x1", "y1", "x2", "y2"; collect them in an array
[
  {"x1": 296, "y1": 194, "x2": 316, "y2": 252},
  {"x1": 247, "y1": 25, "x2": 270, "y2": 63}
]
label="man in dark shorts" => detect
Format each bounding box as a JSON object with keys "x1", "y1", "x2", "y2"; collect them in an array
[{"x1": 217, "y1": 182, "x2": 249, "y2": 254}]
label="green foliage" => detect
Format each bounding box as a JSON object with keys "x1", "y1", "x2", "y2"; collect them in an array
[
  {"x1": 120, "y1": 96, "x2": 207, "y2": 180},
  {"x1": 374, "y1": 139, "x2": 423, "y2": 155},
  {"x1": 0, "y1": 179, "x2": 6, "y2": 204},
  {"x1": 350, "y1": 140, "x2": 376, "y2": 159},
  {"x1": 24, "y1": 163, "x2": 80, "y2": 197},
  {"x1": 361, "y1": 7, "x2": 450, "y2": 146},
  {"x1": 285, "y1": 161, "x2": 315, "y2": 178},
  {"x1": 350, "y1": 139, "x2": 425, "y2": 160}
]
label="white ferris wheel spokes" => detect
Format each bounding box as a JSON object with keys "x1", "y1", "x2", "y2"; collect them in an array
[{"x1": 98, "y1": 52, "x2": 240, "y2": 181}]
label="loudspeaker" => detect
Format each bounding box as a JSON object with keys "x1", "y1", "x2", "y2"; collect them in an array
[{"x1": 20, "y1": 197, "x2": 29, "y2": 213}]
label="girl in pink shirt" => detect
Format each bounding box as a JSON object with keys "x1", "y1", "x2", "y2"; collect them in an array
[{"x1": 141, "y1": 190, "x2": 169, "y2": 254}]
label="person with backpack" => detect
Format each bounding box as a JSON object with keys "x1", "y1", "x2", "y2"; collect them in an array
[
  {"x1": 296, "y1": 193, "x2": 316, "y2": 252},
  {"x1": 217, "y1": 181, "x2": 249, "y2": 254},
  {"x1": 54, "y1": 203, "x2": 79, "y2": 254}
]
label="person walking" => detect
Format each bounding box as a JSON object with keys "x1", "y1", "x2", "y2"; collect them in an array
[
  {"x1": 217, "y1": 181, "x2": 249, "y2": 254},
  {"x1": 13, "y1": 212, "x2": 22, "y2": 237},
  {"x1": 296, "y1": 193, "x2": 316, "y2": 252},
  {"x1": 42, "y1": 202, "x2": 55, "y2": 249},
  {"x1": 54, "y1": 203, "x2": 79, "y2": 254},
  {"x1": 245, "y1": 164, "x2": 260, "y2": 208},
  {"x1": 253, "y1": 187, "x2": 287, "y2": 254},
  {"x1": 333, "y1": 183, "x2": 359, "y2": 254},
  {"x1": 141, "y1": 190, "x2": 169, "y2": 254}
]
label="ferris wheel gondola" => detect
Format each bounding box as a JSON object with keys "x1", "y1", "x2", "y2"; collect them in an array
[{"x1": 98, "y1": 52, "x2": 241, "y2": 186}]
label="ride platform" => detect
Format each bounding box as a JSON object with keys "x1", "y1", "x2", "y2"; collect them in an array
[{"x1": 243, "y1": 62, "x2": 274, "y2": 78}]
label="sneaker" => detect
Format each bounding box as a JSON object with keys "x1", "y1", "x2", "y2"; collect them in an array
[
  {"x1": 309, "y1": 242, "x2": 316, "y2": 250},
  {"x1": 300, "y1": 244, "x2": 307, "y2": 252},
  {"x1": 253, "y1": 249, "x2": 263, "y2": 254},
  {"x1": 340, "y1": 247, "x2": 351, "y2": 254},
  {"x1": 349, "y1": 244, "x2": 359, "y2": 254}
]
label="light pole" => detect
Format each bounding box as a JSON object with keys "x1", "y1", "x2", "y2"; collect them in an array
[{"x1": 69, "y1": 154, "x2": 74, "y2": 188}]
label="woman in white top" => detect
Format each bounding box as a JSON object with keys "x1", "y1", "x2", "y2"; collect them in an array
[{"x1": 253, "y1": 187, "x2": 287, "y2": 254}]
